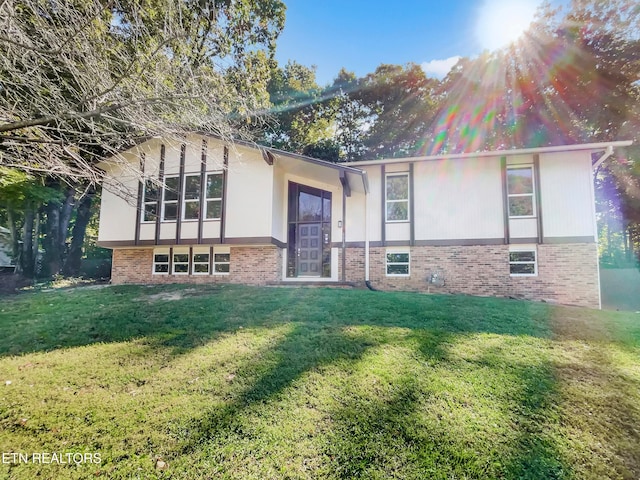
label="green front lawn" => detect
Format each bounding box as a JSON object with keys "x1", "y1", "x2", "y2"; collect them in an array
[{"x1": 1, "y1": 284, "x2": 639, "y2": 479}]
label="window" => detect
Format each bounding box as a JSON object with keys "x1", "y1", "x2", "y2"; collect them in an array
[
  {"x1": 386, "y1": 251, "x2": 410, "y2": 276},
  {"x1": 162, "y1": 176, "x2": 179, "y2": 221},
  {"x1": 152, "y1": 249, "x2": 169, "y2": 274},
  {"x1": 507, "y1": 166, "x2": 535, "y2": 217},
  {"x1": 142, "y1": 180, "x2": 158, "y2": 222},
  {"x1": 205, "y1": 173, "x2": 223, "y2": 219},
  {"x1": 192, "y1": 247, "x2": 210, "y2": 275},
  {"x1": 386, "y1": 173, "x2": 409, "y2": 222},
  {"x1": 172, "y1": 248, "x2": 189, "y2": 275},
  {"x1": 214, "y1": 247, "x2": 230, "y2": 274},
  {"x1": 509, "y1": 248, "x2": 537, "y2": 276},
  {"x1": 183, "y1": 174, "x2": 201, "y2": 220}
]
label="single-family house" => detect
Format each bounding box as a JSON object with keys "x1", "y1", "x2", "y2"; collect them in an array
[{"x1": 97, "y1": 134, "x2": 632, "y2": 308}]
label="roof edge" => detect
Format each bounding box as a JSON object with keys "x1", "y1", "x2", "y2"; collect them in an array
[{"x1": 347, "y1": 140, "x2": 634, "y2": 166}]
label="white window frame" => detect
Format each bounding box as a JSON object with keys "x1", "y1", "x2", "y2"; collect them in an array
[
  {"x1": 142, "y1": 179, "x2": 158, "y2": 223},
  {"x1": 182, "y1": 174, "x2": 202, "y2": 221},
  {"x1": 509, "y1": 246, "x2": 538, "y2": 277},
  {"x1": 172, "y1": 247, "x2": 190, "y2": 275},
  {"x1": 205, "y1": 172, "x2": 223, "y2": 220},
  {"x1": 385, "y1": 173, "x2": 410, "y2": 223},
  {"x1": 152, "y1": 248, "x2": 170, "y2": 275},
  {"x1": 386, "y1": 250, "x2": 410, "y2": 277},
  {"x1": 162, "y1": 176, "x2": 180, "y2": 221},
  {"x1": 507, "y1": 165, "x2": 536, "y2": 218},
  {"x1": 192, "y1": 247, "x2": 211, "y2": 275},
  {"x1": 213, "y1": 246, "x2": 230, "y2": 275}
]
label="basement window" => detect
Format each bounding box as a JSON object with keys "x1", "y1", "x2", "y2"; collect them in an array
[
  {"x1": 192, "y1": 247, "x2": 211, "y2": 275},
  {"x1": 509, "y1": 247, "x2": 537, "y2": 276},
  {"x1": 386, "y1": 251, "x2": 410, "y2": 276},
  {"x1": 172, "y1": 247, "x2": 190, "y2": 275},
  {"x1": 213, "y1": 246, "x2": 230, "y2": 274},
  {"x1": 152, "y1": 248, "x2": 169, "y2": 274}
]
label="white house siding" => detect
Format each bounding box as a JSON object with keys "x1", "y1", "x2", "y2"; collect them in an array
[
  {"x1": 414, "y1": 156, "x2": 503, "y2": 241},
  {"x1": 97, "y1": 159, "x2": 138, "y2": 243},
  {"x1": 540, "y1": 151, "x2": 595, "y2": 240},
  {"x1": 345, "y1": 191, "x2": 366, "y2": 243},
  {"x1": 224, "y1": 145, "x2": 273, "y2": 240},
  {"x1": 271, "y1": 165, "x2": 287, "y2": 244}
]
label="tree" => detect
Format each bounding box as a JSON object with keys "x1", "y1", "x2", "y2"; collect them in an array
[
  {"x1": 0, "y1": 0, "x2": 286, "y2": 183},
  {"x1": 354, "y1": 63, "x2": 439, "y2": 159}
]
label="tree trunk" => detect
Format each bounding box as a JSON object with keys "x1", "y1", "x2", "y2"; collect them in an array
[
  {"x1": 33, "y1": 208, "x2": 41, "y2": 277},
  {"x1": 6, "y1": 209, "x2": 20, "y2": 271},
  {"x1": 21, "y1": 207, "x2": 34, "y2": 277},
  {"x1": 63, "y1": 189, "x2": 93, "y2": 277},
  {"x1": 43, "y1": 199, "x2": 62, "y2": 277},
  {"x1": 59, "y1": 187, "x2": 75, "y2": 259}
]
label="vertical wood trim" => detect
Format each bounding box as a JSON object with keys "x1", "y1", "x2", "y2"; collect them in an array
[
  {"x1": 220, "y1": 146, "x2": 229, "y2": 244},
  {"x1": 188, "y1": 246, "x2": 193, "y2": 275},
  {"x1": 500, "y1": 156, "x2": 510, "y2": 244},
  {"x1": 168, "y1": 247, "x2": 173, "y2": 275},
  {"x1": 209, "y1": 246, "x2": 213, "y2": 275},
  {"x1": 409, "y1": 162, "x2": 415, "y2": 246},
  {"x1": 176, "y1": 144, "x2": 186, "y2": 244},
  {"x1": 198, "y1": 139, "x2": 207, "y2": 244},
  {"x1": 135, "y1": 152, "x2": 145, "y2": 246},
  {"x1": 381, "y1": 164, "x2": 386, "y2": 246},
  {"x1": 342, "y1": 188, "x2": 346, "y2": 282},
  {"x1": 533, "y1": 154, "x2": 543, "y2": 244},
  {"x1": 155, "y1": 146, "x2": 165, "y2": 245}
]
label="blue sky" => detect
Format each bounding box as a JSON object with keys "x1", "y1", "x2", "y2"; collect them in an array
[{"x1": 274, "y1": 0, "x2": 560, "y2": 85}]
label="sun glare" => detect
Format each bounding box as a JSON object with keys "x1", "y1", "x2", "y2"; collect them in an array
[{"x1": 476, "y1": 0, "x2": 540, "y2": 51}]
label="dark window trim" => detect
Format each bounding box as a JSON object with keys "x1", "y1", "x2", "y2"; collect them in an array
[
  {"x1": 176, "y1": 144, "x2": 186, "y2": 244},
  {"x1": 220, "y1": 146, "x2": 229, "y2": 243},
  {"x1": 198, "y1": 139, "x2": 207, "y2": 244},
  {"x1": 155, "y1": 146, "x2": 165, "y2": 245},
  {"x1": 533, "y1": 154, "x2": 543, "y2": 243},
  {"x1": 500, "y1": 156, "x2": 510, "y2": 244}
]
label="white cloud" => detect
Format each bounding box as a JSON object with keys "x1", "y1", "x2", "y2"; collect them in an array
[{"x1": 420, "y1": 56, "x2": 461, "y2": 79}]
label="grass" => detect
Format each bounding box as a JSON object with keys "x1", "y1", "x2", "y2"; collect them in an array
[{"x1": 0, "y1": 284, "x2": 639, "y2": 479}]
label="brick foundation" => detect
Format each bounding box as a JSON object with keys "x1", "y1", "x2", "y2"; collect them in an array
[
  {"x1": 339, "y1": 243, "x2": 600, "y2": 308},
  {"x1": 112, "y1": 243, "x2": 600, "y2": 308},
  {"x1": 111, "y1": 246, "x2": 282, "y2": 285}
]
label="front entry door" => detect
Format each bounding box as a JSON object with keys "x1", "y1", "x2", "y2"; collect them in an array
[
  {"x1": 297, "y1": 223, "x2": 322, "y2": 276},
  {"x1": 287, "y1": 182, "x2": 331, "y2": 278}
]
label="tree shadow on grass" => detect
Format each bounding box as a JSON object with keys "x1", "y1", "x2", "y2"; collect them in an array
[
  {"x1": 0, "y1": 285, "x2": 554, "y2": 358},
  {"x1": 177, "y1": 322, "x2": 379, "y2": 454},
  {"x1": 318, "y1": 332, "x2": 570, "y2": 479}
]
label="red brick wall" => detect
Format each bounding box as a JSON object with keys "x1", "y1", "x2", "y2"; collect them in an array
[
  {"x1": 339, "y1": 243, "x2": 600, "y2": 308},
  {"x1": 113, "y1": 243, "x2": 600, "y2": 308},
  {"x1": 111, "y1": 247, "x2": 281, "y2": 286}
]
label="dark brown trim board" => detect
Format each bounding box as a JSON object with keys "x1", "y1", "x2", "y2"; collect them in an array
[
  {"x1": 176, "y1": 144, "x2": 186, "y2": 244},
  {"x1": 99, "y1": 236, "x2": 287, "y2": 249},
  {"x1": 533, "y1": 154, "x2": 543, "y2": 244},
  {"x1": 409, "y1": 162, "x2": 415, "y2": 246},
  {"x1": 198, "y1": 139, "x2": 207, "y2": 244},
  {"x1": 543, "y1": 236, "x2": 595, "y2": 244},
  {"x1": 500, "y1": 156, "x2": 510, "y2": 244},
  {"x1": 135, "y1": 152, "x2": 145, "y2": 246},
  {"x1": 155, "y1": 146, "x2": 165, "y2": 245},
  {"x1": 380, "y1": 164, "x2": 386, "y2": 245},
  {"x1": 188, "y1": 246, "x2": 193, "y2": 275},
  {"x1": 220, "y1": 146, "x2": 229, "y2": 243},
  {"x1": 509, "y1": 237, "x2": 540, "y2": 244}
]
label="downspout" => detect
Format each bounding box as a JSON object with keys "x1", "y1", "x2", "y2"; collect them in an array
[
  {"x1": 364, "y1": 186, "x2": 378, "y2": 291},
  {"x1": 592, "y1": 145, "x2": 614, "y2": 171},
  {"x1": 591, "y1": 146, "x2": 614, "y2": 310}
]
